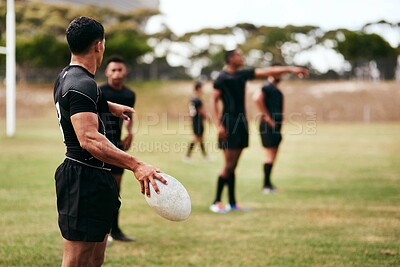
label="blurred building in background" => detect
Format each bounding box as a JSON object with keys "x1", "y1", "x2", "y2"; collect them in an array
[{"x1": 34, "y1": 0, "x2": 159, "y2": 12}]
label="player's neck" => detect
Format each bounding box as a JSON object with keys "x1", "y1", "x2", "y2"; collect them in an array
[
  {"x1": 225, "y1": 64, "x2": 240, "y2": 73},
  {"x1": 108, "y1": 83, "x2": 123, "y2": 90},
  {"x1": 70, "y1": 54, "x2": 97, "y2": 75}
]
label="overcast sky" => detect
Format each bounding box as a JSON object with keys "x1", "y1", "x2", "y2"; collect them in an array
[{"x1": 155, "y1": 0, "x2": 400, "y2": 35}]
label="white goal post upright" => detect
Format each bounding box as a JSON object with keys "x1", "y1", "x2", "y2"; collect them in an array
[{"x1": 0, "y1": 0, "x2": 16, "y2": 137}]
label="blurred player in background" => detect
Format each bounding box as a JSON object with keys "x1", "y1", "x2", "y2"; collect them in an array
[
  {"x1": 210, "y1": 49, "x2": 308, "y2": 213},
  {"x1": 100, "y1": 55, "x2": 136, "y2": 242},
  {"x1": 184, "y1": 81, "x2": 209, "y2": 161},
  {"x1": 254, "y1": 68, "x2": 304, "y2": 194}
]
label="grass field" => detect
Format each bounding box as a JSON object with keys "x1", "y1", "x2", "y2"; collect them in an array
[
  {"x1": 0, "y1": 80, "x2": 399, "y2": 266},
  {"x1": 0, "y1": 113, "x2": 399, "y2": 266}
]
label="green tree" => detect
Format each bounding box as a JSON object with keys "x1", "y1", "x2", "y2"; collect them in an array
[
  {"x1": 0, "y1": 1, "x2": 156, "y2": 81},
  {"x1": 335, "y1": 31, "x2": 398, "y2": 79},
  {"x1": 105, "y1": 30, "x2": 152, "y2": 63},
  {"x1": 16, "y1": 34, "x2": 69, "y2": 68}
]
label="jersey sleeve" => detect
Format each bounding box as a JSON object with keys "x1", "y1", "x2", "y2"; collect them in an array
[
  {"x1": 68, "y1": 91, "x2": 97, "y2": 116},
  {"x1": 241, "y1": 68, "x2": 255, "y2": 80},
  {"x1": 262, "y1": 83, "x2": 273, "y2": 97},
  {"x1": 213, "y1": 74, "x2": 224, "y2": 91},
  {"x1": 68, "y1": 79, "x2": 98, "y2": 116}
]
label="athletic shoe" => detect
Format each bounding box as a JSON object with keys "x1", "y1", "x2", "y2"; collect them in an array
[
  {"x1": 110, "y1": 231, "x2": 136, "y2": 242},
  {"x1": 225, "y1": 203, "x2": 251, "y2": 212},
  {"x1": 106, "y1": 235, "x2": 113, "y2": 247},
  {"x1": 209, "y1": 202, "x2": 227, "y2": 213},
  {"x1": 262, "y1": 186, "x2": 277, "y2": 194}
]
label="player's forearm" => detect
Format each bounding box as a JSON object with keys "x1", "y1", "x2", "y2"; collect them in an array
[
  {"x1": 107, "y1": 101, "x2": 119, "y2": 115},
  {"x1": 81, "y1": 132, "x2": 142, "y2": 172},
  {"x1": 254, "y1": 66, "x2": 297, "y2": 79},
  {"x1": 125, "y1": 118, "x2": 133, "y2": 135},
  {"x1": 107, "y1": 101, "x2": 134, "y2": 120}
]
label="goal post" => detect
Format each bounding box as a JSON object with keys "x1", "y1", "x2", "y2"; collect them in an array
[{"x1": 0, "y1": 0, "x2": 16, "y2": 137}]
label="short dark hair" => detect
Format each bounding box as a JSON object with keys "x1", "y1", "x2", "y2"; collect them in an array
[
  {"x1": 66, "y1": 16, "x2": 104, "y2": 54},
  {"x1": 224, "y1": 49, "x2": 236, "y2": 64},
  {"x1": 105, "y1": 55, "x2": 126, "y2": 67},
  {"x1": 194, "y1": 81, "x2": 203, "y2": 91}
]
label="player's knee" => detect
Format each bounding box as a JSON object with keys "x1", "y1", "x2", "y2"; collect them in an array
[
  {"x1": 224, "y1": 166, "x2": 235, "y2": 177},
  {"x1": 90, "y1": 254, "x2": 105, "y2": 267}
]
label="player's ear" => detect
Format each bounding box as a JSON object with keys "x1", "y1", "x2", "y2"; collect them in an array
[
  {"x1": 94, "y1": 41, "x2": 101, "y2": 52},
  {"x1": 94, "y1": 39, "x2": 104, "y2": 53}
]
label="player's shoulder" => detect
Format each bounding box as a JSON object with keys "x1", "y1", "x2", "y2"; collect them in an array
[
  {"x1": 262, "y1": 82, "x2": 276, "y2": 91},
  {"x1": 123, "y1": 86, "x2": 135, "y2": 96},
  {"x1": 98, "y1": 83, "x2": 110, "y2": 91},
  {"x1": 213, "y1": 71, "x2": 228, "y2": 88},
  {"x1": 237, "y1": 68, "x2": 255, "y2": 77},
  {"x1": 215, "y1": 70, "x2": 229, "y2": 80},
  {"x1": 63, "y1": 66, "x2": 98, "y2": 100}
]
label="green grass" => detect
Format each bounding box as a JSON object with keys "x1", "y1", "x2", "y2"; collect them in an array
[{"x1": 0, "y1": 115, "x2": 399, "y2": 267}]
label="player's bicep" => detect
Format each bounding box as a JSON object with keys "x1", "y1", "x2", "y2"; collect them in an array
[{"x1": 71, "y1": 112, "x2": 99, "y2": 146}]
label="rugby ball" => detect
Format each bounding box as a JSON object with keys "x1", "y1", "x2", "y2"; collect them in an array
[{"x1": 144, "y1": 173, "x2": 191, "y2": 221}]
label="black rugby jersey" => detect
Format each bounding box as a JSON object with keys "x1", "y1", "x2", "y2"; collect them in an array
[
  {"x1": 99, "y1": 84, "x2": 135, "y2": 146},
  {"x1": 188, "y1": 96, "x2": 203, "y2": 121},
  {"x1": 261, "y1": 82, "x2": 284, "y2": 122},
  {"x1": 53, "y1": 65, "x2": 109, "y2": 169},
  {"x1": 213, "y1": 68, "x2": 255, "y2": 117}
]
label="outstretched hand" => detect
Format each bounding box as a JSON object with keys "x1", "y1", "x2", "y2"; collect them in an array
[
  {"x1": 108, "y1": 101, "x2": 135, "y2": 121},
  {"x1": 291, "y1": 67, "x2": 309, "y2": 79},
  {"x1": 133, "y1": 162, "x2": 168, "y2": 197}
]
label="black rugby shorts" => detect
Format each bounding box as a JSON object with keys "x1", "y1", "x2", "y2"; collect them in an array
[
  {"x1": 192, "y1": 118, "x2": 204, "y2": 137},
  {"x1": 55, "y1": 158, "x2": 121, "y2": 242},
  {"x1": 259, "y1": 120, "x2": 282, "y2": 148},
  {"x1": 218, "y1": 115, "x2": 249, "y2": 149}
]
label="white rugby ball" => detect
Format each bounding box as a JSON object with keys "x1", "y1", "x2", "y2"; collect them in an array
[{"x1": 144, "y1": 173, "x2": 191, "y2": 221}]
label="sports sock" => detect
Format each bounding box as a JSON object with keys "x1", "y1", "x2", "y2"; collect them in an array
[
  {"x1": 227, "y1": 173, "x2": 236, "y2": 206},
  {"x1": 200, "y1": 142, "x2": 207, "y2": 156},
  {"x1": 263, "y1": 163, "x2": 273, "y2": 188},
  {"x1": 186, "y1": 142, "x2": 195, "y2": 157},
  {"x1": 214, "y1": 176, "x2": 227, "y2": 203}
]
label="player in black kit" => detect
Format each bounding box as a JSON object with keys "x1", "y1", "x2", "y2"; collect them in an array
[
  {"x1": 210, "y1": 49, "x2": 308, "y2": 213},
  {"x1": 255, "y1": 71, "x2": 289, "y2": 193},
  {"x1": 100, "y1": 56, "x2": 136, "y2": 242},
  {"x1": 54, "y1": 17, "x2": 166, "y2": 266},
  {"x1": 184, "y1": 81, "x2": 208, "y2": 161}
]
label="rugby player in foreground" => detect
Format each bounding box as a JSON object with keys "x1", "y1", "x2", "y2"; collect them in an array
[{"x1": 53, "y1": 16, "x2": 166, "y2": 266}]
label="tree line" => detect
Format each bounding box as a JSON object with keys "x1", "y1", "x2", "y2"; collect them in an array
[{"x1": 0, "y1": 1, "x2": 399, "y2": 81}]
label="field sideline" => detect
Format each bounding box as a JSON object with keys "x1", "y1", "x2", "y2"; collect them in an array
[{"x1": 0, "y1": 114, "x2": 399, "y2": 266}]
